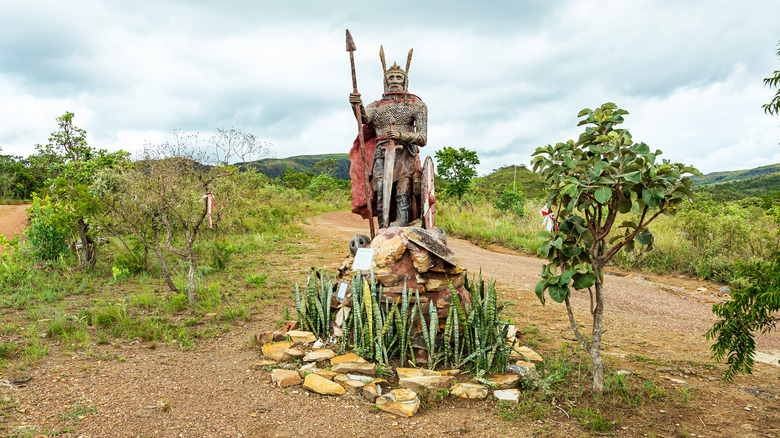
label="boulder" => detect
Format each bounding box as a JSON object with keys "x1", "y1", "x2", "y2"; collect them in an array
[
  {"x1": 341, "y1": 379, "x2": 366, "y2": 395},
  {"x1": 513, "y1": 346, "x2": 543, "y2": 363},
  {"x1": 302, "y1": 349, "x2": 336, "y2": 362},
  {"x1": 302, "y1": 374, "x2": 345, "y2": 396},
  {"x1": 395, "y1": 368, "x2": 441, "y2": 379},
  {"x1": 287, "y1": 330, "x2": 316, "y2": 344},
  {"x1": 398, "y1": 376, "x2": 455, "y2": 393},
  {"x1": 487, "y1": 374, "x2": 521, "y2": 390},
  {"x1": 376, "y1": 388, "x2": 420, "y2": 417},
  {"x1": 309, "y1": 369, "x2": 338, "y2": 381},
  {"x1": 331, "y1": 361, "x2": 376, "y2": 376},
  {"x1": 250, "y1": 360, "x2": 277, "y2": 370},
  {"x1": 271, "y1": 369, "x2": 301, "y2": 388},
  {"x1": 282, "y1": 347, "x2": 306, "y2": 361},
  {"x1": 362, "y1": 383, "x2": 379, "y2": 403},
  {"x1": 494, "y1": 389, "x2": 521, "y2": 403},
  {"x1": 262, "y1": 341, "x2": 294, "y2": 362},
  {"x1": 254, "y1": 331, "x2": 274, "y2": 345},
  {"x1": 330, "y1": 352, "x2": 368, "y2": 365},
  {"x1": 451, "y1": 383, "x2": 488, "y2": 399}
]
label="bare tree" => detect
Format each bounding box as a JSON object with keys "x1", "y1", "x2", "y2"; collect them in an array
[{"x1": 93, "y1": 128, "x2": 272, "y2": 304}]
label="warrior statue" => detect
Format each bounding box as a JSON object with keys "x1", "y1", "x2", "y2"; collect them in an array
[{"x1": 349, "y1": 46, "x2": 428, "y2": 228}]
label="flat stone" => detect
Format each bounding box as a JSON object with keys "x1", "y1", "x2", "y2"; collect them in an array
[
  {"x1": 302, "y1": 373, "x2": 346, "y2": 395},
  {"x1": 262, "y1": 341, "x2": 295, "y2": 362},
  {"x1": 282, "y1": 347, "x2": 306, "y2": 361},
  {"x1": 333, "y1": 374, "x2": 350, "y2": 385},
  {"x1": 395, "y1": 367, "x2": 441, "y2": 379},
  {"x1": 487, "y1": 374, "x2": 522, "y2": 389},
  {"x1": 312, "y1": 339, "x2": 325, "y2": 349},
  {"x1": 451, "y1": 383, "x2": 488, "y2": 399},
  {"x1": 376, "y1": 389, "x2": 420, "y2": 417},
  {"x1": 254, "y1": 331, "x2": 274, "y2": 345},
  {"x1": 362, "y1": 383, "x2": 379, "y2": 402},
  {"x1": 271, "y1": 369, "x2": 301, "y2": 388},
  {"x1": 515, "y1": 360, "x2": 536, "y2": 369},
  {"x1": 287, "y1": 330, "x2": 317, "y2": 344},
  {"x1": 310, "y1": 369, "x2": 338, "y2": 381},
  {"x1": 330, "y1": 352, "x2": 368, "y2": 365},
  {"x1": 440, "y1": 369, "x2": 461, "y2": 376},
  {"x1": 272, "y1": 331, "x2": 287, "y2": 342},
  {"x1": 302, "y1": 349, "x2": 336, "y2": 362},
  {"x1": 514, "y1": 346, "x2": 543, "y2": 363},
  {"x1": 251, "y1": 360, "x2": 277, "y2": 370},
  {"x1": 399, "y1": 376, "x2": 455, "y2": 393},
  {"x1": 347, "y1": 374, "x2": 374, "y2": 384},
  {"x1": 331, "y1": 361, "x2": 376, "y2": 376},
  {"x1": 494, "y1": 389, "x2": 521, "y2": 403},
  {"x1": 297, "y1": 362, "x2": 316, "y2": 376},
  {"x1": 342, "y1": 379, "x2": 366, "y2": 395},
  {"x1": 506, "y1": 364, "x2": 534, "y2": 378}
]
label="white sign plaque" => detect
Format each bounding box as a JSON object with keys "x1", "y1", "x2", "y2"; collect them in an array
[
  {"x1": 337, "y1": 280, "x2": 349, "y2": 300},
  {"x1": 351, "y1": 248, "x2": 375, "y2": 271}
]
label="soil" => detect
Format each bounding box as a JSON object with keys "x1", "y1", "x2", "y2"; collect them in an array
[
  {"x1": 2, "y1": 209, "x2": 779, "y2": 437},
  {"x1": 0, "y1": 204, "x2": 29, "y2": 254}
]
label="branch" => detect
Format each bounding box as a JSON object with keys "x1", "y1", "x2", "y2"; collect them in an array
[
  {"x1": 565, "y1": 296, "x2": 591, "y2": 352},
  {"x1": 604, "y1": 206, "x2": 663, "y2": 261}
]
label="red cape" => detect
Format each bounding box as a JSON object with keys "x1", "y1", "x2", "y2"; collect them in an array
[{"x1": 349, "y1": 125, "x2": 378, "y2": 218}]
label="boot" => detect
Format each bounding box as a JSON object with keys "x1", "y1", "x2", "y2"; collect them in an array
[{"x1": 391, "y1": 193, "x2": 411, "y2": 227}]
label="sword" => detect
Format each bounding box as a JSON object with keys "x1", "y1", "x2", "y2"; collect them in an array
[
  {"x1": 382, "y1": 117, "x2": 401, "y2": 227},
  {"x1": 346, "y1": 29, "x2": 375, "y2": 238}
]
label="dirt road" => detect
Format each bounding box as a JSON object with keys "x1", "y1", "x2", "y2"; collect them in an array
[
  {"x1": 2, "y1": 210, "x2": 778, "y2": 437},
  {"x1": 0, "y1": 204, "x2": 28, "y2": 239}
]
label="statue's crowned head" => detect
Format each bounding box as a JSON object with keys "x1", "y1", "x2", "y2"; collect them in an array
[{"x1": 380, "y1": 45, "x2": 413, "y2": 93}]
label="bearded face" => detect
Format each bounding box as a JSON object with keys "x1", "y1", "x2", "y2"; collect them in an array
[{"x1": 384, "y1": 71, "x2": 407, "y2": 93}]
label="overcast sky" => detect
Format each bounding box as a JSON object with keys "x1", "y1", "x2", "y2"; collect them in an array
[{"x1": 1, "y1": 0, "x2": 779, "y2": 175}]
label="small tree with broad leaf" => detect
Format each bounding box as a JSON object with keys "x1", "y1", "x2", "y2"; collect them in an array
[
  {"x1": 531, "y1": 102, "x2": 699, "y2": 394},
  {"x1": 435, "y1": 146, "x2": 480, "y2": 200}
]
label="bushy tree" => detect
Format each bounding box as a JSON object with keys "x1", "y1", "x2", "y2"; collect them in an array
[
  {"x1": 706, "y1": 252, "x2": 780, "y2": 381},
  {"x1": 312, "y1": 158, "x2": 337, "y2": 177},
  {"x1": 29, "y1": 112, "x2": 129, "y2": 267},
  {"x1": 435, "y1": 146, "x2": 480, "y2": 200},
  {"x1": 531, "y1": 103, "x2": 699, "y2": 394},
  {"x1": 763, "y1": 41, "x2": 780, "y2": 116}
]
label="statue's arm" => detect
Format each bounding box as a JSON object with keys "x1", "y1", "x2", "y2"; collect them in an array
[
  {"x1": 349, "y1": 93, "x2": 369, "y2": 122},
  {"x1": 408, "y1": 101, "x2": 427, "y2": 147}
]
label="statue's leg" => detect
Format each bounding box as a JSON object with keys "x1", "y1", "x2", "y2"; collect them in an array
[{"x1": 392, "y1": 175, "x2": 412, "y2": 227}]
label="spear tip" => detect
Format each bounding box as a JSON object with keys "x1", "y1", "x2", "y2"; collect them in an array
[{"x1": 346, "y1": 29, "x2": 356, "y2": 52}]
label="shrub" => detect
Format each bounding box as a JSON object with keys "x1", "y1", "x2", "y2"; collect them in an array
[
  {"x1": 493, "y1": 188, "x2": 525, "y2": 217},
  {"x1": 26, "y1": 195, "x2": 70, "y2": 260}
]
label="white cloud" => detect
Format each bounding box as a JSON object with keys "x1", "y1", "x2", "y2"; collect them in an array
[{"x1": 1, "y1": 0, "x2": 779, "y2": 178}]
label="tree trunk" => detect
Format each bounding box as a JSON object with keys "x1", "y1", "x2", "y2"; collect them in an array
[
  {"x1": 153, "y1": 247, "x2": 178, "y2": 292},
  {"x1": 590, "y1": 276, "x2": 605, "y2": 395},
  {"x1": 187, "y1": 251, "x2": 198, "y2": 304},
  {"x1": 77, "y1": 218, "x2": 96, "y2": 268}
]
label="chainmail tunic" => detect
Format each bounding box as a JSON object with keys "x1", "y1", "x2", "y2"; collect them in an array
[{"x1": 364, "y1": 93, "x2": 427, "y2": 186}]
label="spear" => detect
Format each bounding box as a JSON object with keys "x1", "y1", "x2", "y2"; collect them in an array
[{"x1": 346, "y1": 29, "x2": 375, "y2": 239}]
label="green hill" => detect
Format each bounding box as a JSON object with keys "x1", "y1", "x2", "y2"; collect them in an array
[
  {"x1": 691, "y1": 162, "x2": 780, "y2": 202},
  {"x1": 472, "y1": 165, "x2": 548, "y2": 199},
  {"x1": 244, "y1": 153, "x2": 351, "y2": 180},
  {"x1": 692, "y1": 163, "x2": 780, "y2": 186}
]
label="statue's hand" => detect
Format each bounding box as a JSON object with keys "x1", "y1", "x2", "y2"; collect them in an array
[
  {"x1": 387, "y1": 129, "x2": 402, "y2": 141},
  {"x1": 349, "y1": 92, "x2": 362, "y2": 106}
]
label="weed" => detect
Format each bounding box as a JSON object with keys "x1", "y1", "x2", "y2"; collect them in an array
[
  {"x1": 571, "y1": 406, "x2": 616, "y2": 433},
  {"x1": 59, "y1": 404, "x2": 99, "y2": 422}
]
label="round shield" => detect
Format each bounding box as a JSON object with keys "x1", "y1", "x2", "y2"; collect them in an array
[{"x1": 421, "y1": 156, "x2": 435, "y2": 229}]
